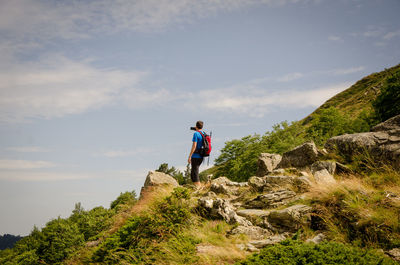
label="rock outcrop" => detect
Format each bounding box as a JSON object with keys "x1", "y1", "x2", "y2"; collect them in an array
[
  {"x1": 325, "y1": 114, "x2": 400, "y2": 170},
  {"x1": 257, "y1": 153, "x2": 282, "y2": 176},
  {"x1": 278, "y1": 142, "x2": 319, "y2": 168},
  {"x1": 140, "y1": 171, "x2": 179, "y2": 198}
]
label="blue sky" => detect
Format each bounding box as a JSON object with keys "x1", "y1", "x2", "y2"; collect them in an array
[{"x1": 0, "y1": 0, "x2": 399, "y2": 235}]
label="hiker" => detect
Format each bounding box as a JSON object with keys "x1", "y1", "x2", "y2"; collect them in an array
[{"x1": 188, "y1": 121, "x2": 205, "y2": 188}]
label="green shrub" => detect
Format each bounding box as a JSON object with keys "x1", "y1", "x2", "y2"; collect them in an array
[
  {"x1": 110, "y1": 190, "x2": 137, "y2": 210},
  {"x1": 92, "y1": 187, "x2": 192, "y2": 263},
  {"x1": 69, "y1": 203, "x2": 114, "y2": 241},
  {"x1": 373, "y1": 69, "x2": 400, "y2": 122},
  {"x1": 236, "y1": 239, "x2": 396, "y2": 265}
]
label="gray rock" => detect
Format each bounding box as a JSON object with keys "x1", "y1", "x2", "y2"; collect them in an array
[
  {"x1": 244, "y1": 190, "x2": 297, "y2": 209},
  {"x1": 198, "y1": 197, "x2": 252, "y2": 226},
  {"x1": 143, "y1": 171, "x2": 179, "y2": 187},
  {"x1": 278, "y1": 142, "x2": 319, "y2": 168},
  {"x1": 248, "y1": 176, "x2": 266, "y2": 192},
  {"x1": 325, "y1": 115, "x2": 400, "y2": 170},
  {"x1": 311, "y1": 161, "x2": 336, "y2": 175},
  {"x1": 292, "y1": 176, "x2": 312, "y2": 192},
  {"x1": 268, "y1": 204, "x2": 312, "y2": 232},
  {"x1": 306, "y1": 233, "x2": 326, "y2": 244},
  {"x1": 249, "y1": 234, "x2": 288, "y2": 248},
  {"x1": 236, "y1": 209, "x2": 270, "y2": 218},
  {"x1": 237, "y1": 243, "x2": 260, "y2": 252},
  {"x1": 312, "y1": 169, "x2": 336, "y2": 184},
  {"x1": 272, "y1": 168, "x2": 285, "y2": 175},
  {"x1": 371, "y1": 115, "x2": 400, "y2": 132},
  {"x1": 257, "y1": 153, "x2": 282, "y2": 176},
  {"x1": 140, "y1": 171, "x2": 179, "y2": 198},
  {"x1": 228, "y1": 225, "x2": 272, "y2": 240},
  {"x1": 211, "y1": 176, "x2": 248, "y2": 187},
  {"x1": 210, "y1": 183, "x2": 231, "y2": 195},
  {"x1": 386, "y1": 248, "x2": 400, "y2": 261}
]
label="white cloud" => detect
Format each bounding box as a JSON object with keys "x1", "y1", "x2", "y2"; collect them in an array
[
  {"x1": 0, "y1": 171, "x2": 94, "y2": 181},
  {"x1": 0, "y1": 0, "x2": 320, "y2": 44},
  {"x1": 277, "y1": 72, "x2": 304, "y2": 82},
  {"x1": 330, "y1": 66, "x2": 365, "y2": 75},
  {"x1": 0, "y1": 160, "x2": 56, "y2": 170},
  {"x1": 328, "y1": 35, "x2": 343, "y2": 42},
  {"x1": 0, "y1": 55, "x2": 150, "y2": 122},
  {"x1": 383, "y1": 30, "x2": 400, "y2": 40},
  {"x1": 6, "y1": 146, "x2": 50, "y2": 153},
  {"x1": 185, "y1": 82, "x2": 351, "y2": 117}
]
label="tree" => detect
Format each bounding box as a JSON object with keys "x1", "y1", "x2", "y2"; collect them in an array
[
  {"x1": 156, "y1": 163, "x2": 185, "y2": 184},
  {"x1": 373, "y1": 70, "x2": 400, "y2": 122}
]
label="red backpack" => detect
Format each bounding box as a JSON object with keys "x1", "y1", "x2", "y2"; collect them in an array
[{"x1": 198, "y1": 131, "x2": 212, "y2": 157}]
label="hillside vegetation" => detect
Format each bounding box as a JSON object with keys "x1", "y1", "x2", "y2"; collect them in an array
[
  {"x1": 0, "y1": 64, "x2": 399, "y2": 265},
  {"x1": 206, "y1": 63, "x2": 400, "y2": 182}
]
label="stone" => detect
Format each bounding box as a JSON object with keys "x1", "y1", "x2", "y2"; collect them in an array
[
  {"x1": 249, "y1": 234, "x2": 288, "y2": 248},
  {"x1": 198, "y1": 197, "x2": 252, "y2": 226},
  {"x1": 292, "y1": 176, "x2": 312, "y2": 192},
  {"x1": 248, "y1": 176, "x2": 266, "y2": 192},
  {"x1": 325, "y1": 115, "x2": 400, "y2": 170},
  {"x1": 278, "y1": 142, "x2": 319, "y2": 168},
  {"x1": 311, "y1": 161, "x2": 336, "y2": 175},
  {"x1": 312, "y1": 169, "x2": 336, "y2": 184},
  {"x1": 143, "y1": 171, "x2": 179, "y2": 187},
  {"x1": 210, "y1": 183, "x2": 231, "y2": 195},
  {"x1": 257, "y1": 153, "x2": 282, "y2": 176},
  {"x1": 140, "y1": 171, "x2": 179, "y2": 198},
  {"x1": 236, "y1": 209, "x2": 270, "y2": 226},
  {"x1": 237, "y1": 243, "x2": 260, "y2": 252},
  {"x1": 335, "y1": 162, "x2": 352, "y2": 174},
  {"x1": 371, "y1": 115, "x2": 400, "y2": 132},
  {"x1": 244, "y1": 190, "x2": 297, "y2": 209},
  {"x1": 268, "y1": 204, "x2": 312, "y2": 232},
  {"x1": 306, "y1": 233, "x2": 326, "y2": 244},
  {"x1": 272, "y1": 168, "x2": 285, "y2": 175},
  {"x1": 228, "y1": 225, "x2": 272, "y2": 240},
  {"x1": 386, "y1": 248, "x2": 400, "y2": 261},
  {"x1": 211, "y1": 176, "x2": 248, "y2": 187}
]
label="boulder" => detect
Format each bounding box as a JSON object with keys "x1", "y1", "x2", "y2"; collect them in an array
[
  {"x1": 386, "y1": 248, "x2": 400, "y2": 262},
  {"x1": 228, "y1": 225, "x2": 272, "y2": 240},
  {"x1": 312, "y1": 169, "x2": 336, "y2": 184},
  {"x1": 268, "y1": 204, "x2": 312, "y2": 232},
  {"x1": 311, "y1": 161, "x2": 336, "y2": 175},
  {"x1": 143, "y1": 171, "x2": 179, "y2": 187},
  {"x1": 211, "y1": 176, "x2": 248, "y2": 187},
  {"x1": 140, "y1": 171, "x2": 179, "y2": 198},
  {"x1": 249, "y1": 234, "x2": 288, "y2": 248},
  {"x1": 306, "y1": 233, "x2": 326, "y2": 244},
  {"x1": 210, "y1": 183, "x2": 231, "y2": 195},
  {"x1": 278, "y1": 142, "x2": 319, "y2": 168},
  {"x1": 236, "y1": 209, "x2": 270, "y2": 226},
  {"x1": 198, "y1": 197, "x2": 252, "y2": 226},
  {"x1": 257, "y1": 153, "x2": 282, "y2": 176},
  {"x1": 248, "y1": 176, "x2": 266, "y2": 192},
  {"x1": 325, "y1": 114, "x2": 400, "y2": 170},
  {"x1": 244, "y1": 190, "x2": 297, "y2": 209}
]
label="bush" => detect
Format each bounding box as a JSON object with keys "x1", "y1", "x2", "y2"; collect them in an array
[
  {"x1": 373, "y1": 70, "x2": 400, "y2": 122},
  {"x1": 110, "y1": 190, "x2": 137, "y2": 210},
  {"x1": 92, "y1": 187, "x2": 192, "y2": 263},
  {"x1": 236, "y1": 239, "x2": 396, "y2": 265}
]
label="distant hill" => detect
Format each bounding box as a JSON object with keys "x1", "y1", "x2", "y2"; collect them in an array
[{"x1": 0, "y1": 234, "x2": 23, "y2": 250}]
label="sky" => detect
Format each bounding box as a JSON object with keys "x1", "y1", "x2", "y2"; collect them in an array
[{"x1": 0, "y1": 0, "x2": 399, "y2": 236}]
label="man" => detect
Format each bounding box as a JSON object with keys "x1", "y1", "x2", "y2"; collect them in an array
[{"x1": 188, "y1": 121, "x2": 204, "y2": 188}]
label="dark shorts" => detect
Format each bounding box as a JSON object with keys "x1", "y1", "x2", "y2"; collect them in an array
[{"x1": 191, "y1": 157, "x2": 203, "y2": 183}]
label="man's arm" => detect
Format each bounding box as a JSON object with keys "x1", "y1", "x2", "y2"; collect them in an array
[{"x1": 188, "y1": 141, "x2": 197, "y2": 164}]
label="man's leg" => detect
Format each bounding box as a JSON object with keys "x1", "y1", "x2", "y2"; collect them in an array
[{"x1": 191, "y1": 157, "x2": 203, "y2": 187}]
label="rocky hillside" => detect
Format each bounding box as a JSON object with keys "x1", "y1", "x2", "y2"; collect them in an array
[{"x1": 302, "y1": 63, "x2": 400, "y2": 125}]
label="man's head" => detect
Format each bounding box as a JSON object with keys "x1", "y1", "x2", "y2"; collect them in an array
[{"x1": 196, "y1": 121, "x2": 203, "y2": 130}]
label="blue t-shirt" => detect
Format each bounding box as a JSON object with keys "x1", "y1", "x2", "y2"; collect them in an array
[{"x1": 191, "y1": 131, "x2": 204, "y2": 158}]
